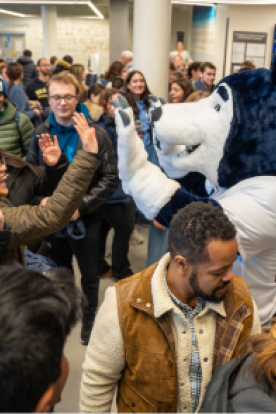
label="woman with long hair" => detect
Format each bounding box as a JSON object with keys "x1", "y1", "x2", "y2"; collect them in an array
[
  {"x1": 101, "y1": 60, "x2": 126, "y2": 87},
  {"x1": 70, "y1": 64, "x2": 88, "y2": 103},
  {"x1": 170, "y1": 78, "x2": 194, "y2": 103},
  {"x1": 95, "y1": 88, "x2": 135, "y2": 281},
  {"x1": 125, "y1": 70, "x2": 168, "y2": 262},
  {"x1": 125, "y1": 70, "x2": 157, "y2": 163},
  {"x1": 6, "y1": 62, "x2": 41, "y2": 122}
]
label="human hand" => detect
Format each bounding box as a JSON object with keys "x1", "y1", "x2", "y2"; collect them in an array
[
  {"x1": 71, "y1": 209, "x2": 80, "y2": 221},
  {"x1": 0, "y1": 210, "x2": 5, "y2": 230},
  {"x1": 40, "y1": 197, "x2": 49, "y2": 206},
  {"x1": 153, "y1": 219, "x2": 166, "y2": 231},
  {"x1": 73, "y1": 112, "x2": 98, "y2": 154},
  {"x1": 39, "y1": 134, "x2": 62, "y2": 167},
  {"x1": 34, "y1": 108, "x2": 41, "y2": 117}
]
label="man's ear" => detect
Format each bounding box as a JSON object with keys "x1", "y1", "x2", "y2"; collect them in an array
[
  {"x1": 174, "y1": 255, "x2": 189, "y2": 274},
  {"x1": 34, "y1": 386, "x2": 54, "y2": 413}
]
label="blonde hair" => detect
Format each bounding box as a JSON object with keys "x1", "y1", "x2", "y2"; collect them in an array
[
  {"x1": 47, "y1": 71, "x2": 80, "y2": 95},
  {"x1": 185, "y1": 91, "x2": 209, "y2": 102}
]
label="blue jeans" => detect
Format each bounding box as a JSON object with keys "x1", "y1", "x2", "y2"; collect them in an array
[{"x1": 145, "y1": 142, "x2": 169, "y2": 266}]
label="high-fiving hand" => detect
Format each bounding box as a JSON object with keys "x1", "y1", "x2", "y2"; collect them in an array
[
  {"x1": 73, "y1": 112, "x2": 98, "y2": 154},
  {"x1": 39, "y1": 134, "x2": 62, "y2": 167}
]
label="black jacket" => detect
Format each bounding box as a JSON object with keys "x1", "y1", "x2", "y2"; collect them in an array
[
  {"x1": 200, "y1": 353, "x2": 276, "y2": 412},
  {"x1": 17, "y1": 56, "x2": 38, "y2": 89},
  {"x1": 26, "y1": 118, "x2": 119, "y2": 223},
  {"x1": 6, "y1": 153, "x2": 68, "y2": 207}
]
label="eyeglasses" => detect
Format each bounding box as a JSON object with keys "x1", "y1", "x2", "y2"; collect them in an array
[
  {"x1": 39, "y1": 64, "x2": 51, "y2": 67},
  {"x1": 49, "y1": 95, "x2": 77, "y2": 103}
]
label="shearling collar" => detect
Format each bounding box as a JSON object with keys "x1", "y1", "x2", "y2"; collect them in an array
[
  {"x1": 54, "y1": 60, "x2": 71, "y2": 70},
  {"x1": 151, "y1": 252, "x2": 226, "y2": 319}
]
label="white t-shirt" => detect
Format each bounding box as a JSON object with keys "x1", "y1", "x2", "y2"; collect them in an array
[
  {"x1": 170, "y1": 50, "x2": 193, "y2": 65},
  {"x1": 214, "y1": 176, "x2": 276, "y2": 325}
]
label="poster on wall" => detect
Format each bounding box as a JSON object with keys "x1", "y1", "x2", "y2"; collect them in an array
[
  {"x1": 231, "y1": 31, "x2": 267, "y2": 73},
  {"x1": 4, "y1": 36, "x2": 11, "y2": 48}
]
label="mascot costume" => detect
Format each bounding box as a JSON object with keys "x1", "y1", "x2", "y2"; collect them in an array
[{"x1": 112, "y1": 56, "x2": 276, "y2": 326}]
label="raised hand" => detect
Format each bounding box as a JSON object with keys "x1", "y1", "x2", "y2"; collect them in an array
[
  {"x1": 112, "y1": 95, "x2": 180, "y2": 220},
  {"x1": 39, "y1": 134, "x2": 62, "y2": 167},
  {"x1": 73, "y1": 113, "x2": 98, "y2": 154}
]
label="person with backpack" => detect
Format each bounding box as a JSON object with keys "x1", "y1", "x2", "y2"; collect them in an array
[{"x1": 0, "y1": 78, "x2": 33, "y2": 158}]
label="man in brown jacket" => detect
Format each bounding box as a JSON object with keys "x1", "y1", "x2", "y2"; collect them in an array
[{"x1": 80, "y1": 202, "x2": 261, "y2": 413}]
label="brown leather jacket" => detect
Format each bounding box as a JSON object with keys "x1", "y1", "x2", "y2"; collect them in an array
[
  {"x1": 115, "y1": 264, "x2": 254, "y2": 413},
  {"x1": 0, "y1": 150, "x2": 100, "y2": 265}
]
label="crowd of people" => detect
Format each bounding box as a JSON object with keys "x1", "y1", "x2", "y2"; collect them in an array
[{"x1": 0, "y1": 41, "x2": 268, "y2": 414}]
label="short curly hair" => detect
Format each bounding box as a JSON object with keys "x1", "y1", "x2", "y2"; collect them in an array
[{"x1": 168, "y1": 202, "x2": 236, "y2": 264}]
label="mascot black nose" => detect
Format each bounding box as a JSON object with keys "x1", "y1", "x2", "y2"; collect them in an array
[{"x1": 151, "y1": 106, "x2": 162, "y2": 126}]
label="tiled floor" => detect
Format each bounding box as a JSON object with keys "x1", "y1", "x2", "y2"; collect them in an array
[{"x1": 56, "y1": 224, "x2": 149, "y2": 412}]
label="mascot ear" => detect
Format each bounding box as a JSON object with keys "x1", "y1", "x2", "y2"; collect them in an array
[
  {"x1": 271, "y1": 53, "x2": 276, "y2": 85},
  {"x1": 210, "y1": 84, "x2": 229, "y2": 112}
]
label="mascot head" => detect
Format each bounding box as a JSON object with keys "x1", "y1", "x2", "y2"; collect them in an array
[{"x1": 152, "y1": 56, "x2": 276, "y2": 188}]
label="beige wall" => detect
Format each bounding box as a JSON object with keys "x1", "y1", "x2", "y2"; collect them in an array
[
  {"x1": 0, "y1": 15, "x2": 109, "y2": 73},
  {"x1": 171, "y1": 5, "x2": 193, "y2": 54},
  {"x1": 225, "y1": 4, "x2": 276, "y2": 75}
]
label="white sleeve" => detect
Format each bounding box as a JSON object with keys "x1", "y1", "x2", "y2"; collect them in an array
[
  {"x1": 219, "y1": 188, "x2": 276, "y2": 261},
  {"x1": 79, "y1": 286, "x2": 125, "y2": 413},
  {"x1": 250, "y1": 299, "x2": 262, "y2": 336}
]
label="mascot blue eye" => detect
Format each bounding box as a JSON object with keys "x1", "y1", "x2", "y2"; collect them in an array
[{"x1": 215, "y1": 104, "x2": 221, "y2": 112}]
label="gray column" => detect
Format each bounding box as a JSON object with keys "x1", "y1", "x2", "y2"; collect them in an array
[
  {"x1": 133, "y1": 0, "x2": 171, "y2": 99},
  {"x1": 109, "y1": 0, "x2": 129, "y2": 63},
  {"x1": 213, "y1": 5, "x2": 229, "y2": 81},
  {"x1": 41, "y1": 5, "x2": 58, "y2": 59}
]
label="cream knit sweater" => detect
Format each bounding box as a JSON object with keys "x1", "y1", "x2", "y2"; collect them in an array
[{"x1": 79, "y1": 253, "x2": 261, "y2": 413}]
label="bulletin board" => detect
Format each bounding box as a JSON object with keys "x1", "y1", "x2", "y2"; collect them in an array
[{"x1": 231, "y1": 31, "x2": 267, "y2": 73}]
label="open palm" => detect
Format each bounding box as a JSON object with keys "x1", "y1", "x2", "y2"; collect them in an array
[{"x1": 39, "y1": 134, "x2": 62, "y2": 167}]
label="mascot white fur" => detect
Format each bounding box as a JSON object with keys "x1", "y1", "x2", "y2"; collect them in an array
[{"x1": 112, "y1": 59, "x2": 276, "y2": 325}]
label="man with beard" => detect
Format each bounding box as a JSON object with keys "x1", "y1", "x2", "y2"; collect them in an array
[
  {"x1": 80, "y1": 202, "x2": 261, "y2": 413},
  {"x1": 26, "y1": 58, "x2": 51, "y2": 111}
]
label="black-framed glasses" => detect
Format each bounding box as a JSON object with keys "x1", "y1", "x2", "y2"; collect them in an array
[{"x1": 49, "y1": 95, "x2": 77, "y2": 103}]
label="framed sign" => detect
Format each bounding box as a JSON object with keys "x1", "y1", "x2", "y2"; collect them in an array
[{"x1": 231, "y1": 31, "x2": 267, "y2": 73}]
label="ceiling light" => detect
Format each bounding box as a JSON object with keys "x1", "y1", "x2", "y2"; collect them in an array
[
  {"x1": 0, "y1": 7, "x2": 27, "y2": 17},
  {"x1": 87, "y1": 1, "x2": 104, "y2": 18}
]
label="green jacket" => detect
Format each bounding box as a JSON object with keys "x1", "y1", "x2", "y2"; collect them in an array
[{"x1": 0, "y1": 100, "x2": 34, "y2": 158}]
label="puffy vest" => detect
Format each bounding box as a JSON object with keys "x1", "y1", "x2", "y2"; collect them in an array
[{"x1": 115, "y1": 263, "x2": 254, "y2": 412}]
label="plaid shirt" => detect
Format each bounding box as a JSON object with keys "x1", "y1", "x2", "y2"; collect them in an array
[{"x1": 164, "y1": 270, "x2": 206, "y2": 412}]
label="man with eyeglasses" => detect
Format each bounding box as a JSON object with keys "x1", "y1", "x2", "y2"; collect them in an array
[
  {"x1": 27, "y1": 71, "x2": 119, "y2": 345},
  {"x1": 26, "y1": 58, "x2": 51, "y2": 113}
]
